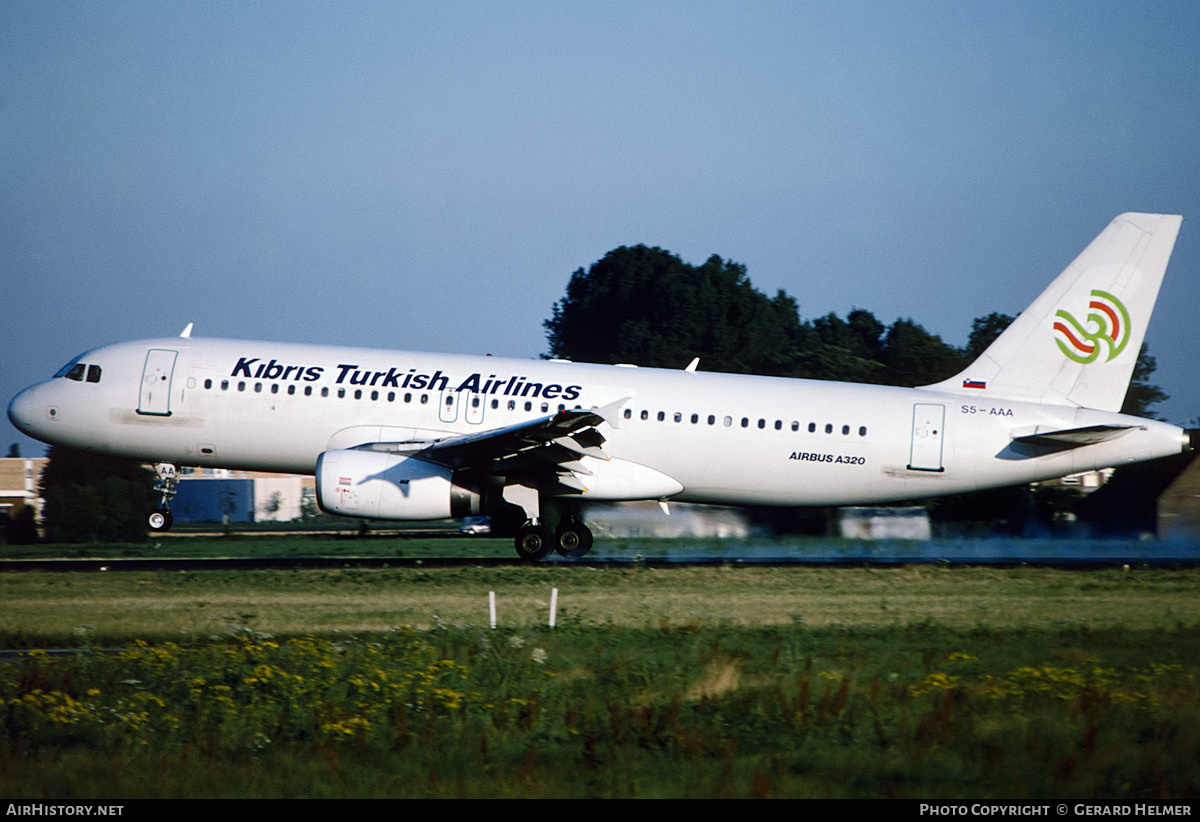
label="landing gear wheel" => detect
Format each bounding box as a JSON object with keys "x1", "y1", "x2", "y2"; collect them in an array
[
  {"x1": 514, "y1": 524, "x2": 553, "y2": 562},
  {"x1": 554, "y1": 522, "x2": 593, "y2": 558},
  {"x1": 148, "y1": 508, "x2": 173, "y2": 532}
]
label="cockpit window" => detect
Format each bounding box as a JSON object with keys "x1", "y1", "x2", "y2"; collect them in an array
[
  {"x1": 56, "y1": 362, "x2": 87, "y2": 381},
  {"x1": 52, "y1": 359, "x2": 100, "y2": 382}
]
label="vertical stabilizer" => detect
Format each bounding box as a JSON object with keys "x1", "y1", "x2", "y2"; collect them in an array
[{"x1": 925, "y1": 213, "x2": 1182, "y2": 412}]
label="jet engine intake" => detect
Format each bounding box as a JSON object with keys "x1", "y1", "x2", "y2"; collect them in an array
[{"x1": 315, "y1": 449, "x2": 482, "y2": 520}]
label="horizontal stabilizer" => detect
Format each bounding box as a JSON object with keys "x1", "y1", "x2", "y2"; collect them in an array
[{"x1": 1011, "y1": 424, "x2": 1138, "y2": 449}]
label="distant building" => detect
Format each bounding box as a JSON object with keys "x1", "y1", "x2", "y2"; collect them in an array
[
  {"x1": 838, "y1": 507, "x2": 931, "y2": 540},
  {"x1": 1154, "y1": 449, "x2": 1200, "y2": 539},
  {"x1": 0, "y1": 457, "x2": 47, "y2": 519},
  {"x1": 585, "y1": 502, "x2": 751, "y2": 538}
]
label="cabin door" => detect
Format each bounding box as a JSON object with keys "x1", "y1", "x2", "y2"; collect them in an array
[
  {"x1": 138, "y1": 349, "x2": 178, "y2": 416},
  {"x1": 908, "y1": 403, "x2": 945, "y2": 472}
]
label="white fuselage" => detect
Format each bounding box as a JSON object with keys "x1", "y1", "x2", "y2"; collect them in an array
[{"x1": 8, "y1": 336, "x2": 1189, "y2": 509}]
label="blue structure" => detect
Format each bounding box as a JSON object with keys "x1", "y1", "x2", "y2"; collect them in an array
[{"x1": 172, "y1": 479, "x2": 255, "y2": 523}]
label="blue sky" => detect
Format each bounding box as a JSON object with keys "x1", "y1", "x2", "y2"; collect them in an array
[{"x1": 4, "y1": 1, "x2": 1200, "y2": 456}]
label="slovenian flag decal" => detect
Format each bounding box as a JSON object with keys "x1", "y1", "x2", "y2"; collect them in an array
[{"x1": 962, "y1": 379, "x2": 986, "y2": 389}]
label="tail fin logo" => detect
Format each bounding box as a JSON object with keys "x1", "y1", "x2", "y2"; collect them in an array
[{"x1": 1053, "y1": 289, "x2": 1131, "y2": 364}]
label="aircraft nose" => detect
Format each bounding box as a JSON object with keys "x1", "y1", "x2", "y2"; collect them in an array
[{"x1": 7, "y1": 383, "x2": 55, "y2": 440}]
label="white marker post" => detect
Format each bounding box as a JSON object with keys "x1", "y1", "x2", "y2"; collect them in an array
[
  {"x1": 549, "y1": 587, "x2": 558, "y2": 628},
  {"x1": 489, "y1": 591, "x2": 496, "y2": 629}
]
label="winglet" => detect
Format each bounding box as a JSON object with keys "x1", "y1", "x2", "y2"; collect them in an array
[{"x1": 180, "y1": 323, "x2": 194, "y2": 338}]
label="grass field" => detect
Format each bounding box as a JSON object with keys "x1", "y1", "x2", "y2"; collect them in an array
[{"x1": 0, "y1": 536, "x2": 1197, "y2": 798}]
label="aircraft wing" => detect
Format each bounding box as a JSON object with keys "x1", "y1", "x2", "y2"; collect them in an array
[
  {"x1": 359, "y1": 404, "x2": 617, "y2": 492},
  {"x1": 1011, "y1": 424, "x2": 1139, "y2": 449}
]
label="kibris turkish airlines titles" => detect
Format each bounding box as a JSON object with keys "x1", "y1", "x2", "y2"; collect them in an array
[{"x1": 230, "y1": 356, "x2": 584, "y2": 401}]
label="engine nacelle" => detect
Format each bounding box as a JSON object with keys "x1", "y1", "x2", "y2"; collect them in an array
[{"x1": 315, "y1": 449, "x2": 482, "y2": 520}]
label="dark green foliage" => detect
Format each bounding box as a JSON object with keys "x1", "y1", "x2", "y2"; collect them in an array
[
  {"x1": 963, "y1": 312, "x2": 1014, "y2": 362},
  {"x1": 879, "y1": 317, "x2": 966, "y2": 386},
  {"x1": 1122, "y1": 343, "x2": 1169, "y2": 419},
  {"x1": 39, "y1": 445, "x2": 156, "y2": 543},
  {"x1": 544, "y1": 245, "x2": 969, "y2": 386},
  {"x1": 544, "y1": 246, "x2": 801, "y2": 375},
  {"x1": 1, "y1": 506, "x2": 39, "y2": 545}
]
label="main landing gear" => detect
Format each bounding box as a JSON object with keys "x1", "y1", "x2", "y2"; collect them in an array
[
  {"x1": 503, "y1": 485, "x2": 593, "y2": 562},
  {"x1": 148, "y1": 463, "x2": 178, "y2": 532},
  {"x1": 513, "y1": 519, "x2": 595, "y2": 562}
]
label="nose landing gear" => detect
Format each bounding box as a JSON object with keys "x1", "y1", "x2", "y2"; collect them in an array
[{"x1": 148, "y1": 463, "x2": 178, "y2": 532}]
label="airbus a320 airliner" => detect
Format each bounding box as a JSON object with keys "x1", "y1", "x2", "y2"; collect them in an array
[{"x1": 8, "y1": 213, "x2": 1190, "y2": 560}]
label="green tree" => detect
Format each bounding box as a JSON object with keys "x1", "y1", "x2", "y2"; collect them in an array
[
  {"x1": 879, "y1": 318, "x2": 965, "y2": 386},
  {"x1": 963, "y1": 312, "x2": 1014, "y2": 362},
  {"x1": 1121, "y1": 343, "x2": 1168, "y2": 419},
  {"x1": 798, "y1": 309, "x2": 889, "y2": 382},
  {"x1": 544, "y1": 246, "x2": 804, "y2": 375},
  {"x1": 39, "y1": 446, "x2": 156, "y2": 543}
]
